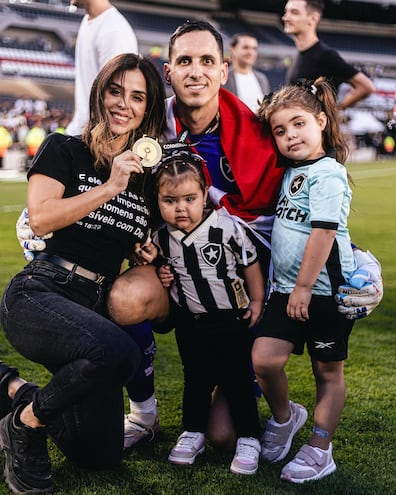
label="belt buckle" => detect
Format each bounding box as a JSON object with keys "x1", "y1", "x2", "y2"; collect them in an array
[{"x1": 95, "y1": 274, "x2": 106, "y2": 285}]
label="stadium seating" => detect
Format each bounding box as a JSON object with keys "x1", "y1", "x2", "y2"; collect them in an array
[
  {"x1": 0, "y1": 0, "x2": 394, "y2": 114},
  {"x1": 0, "y1": 47, "x2": 75, "y2": 80}
]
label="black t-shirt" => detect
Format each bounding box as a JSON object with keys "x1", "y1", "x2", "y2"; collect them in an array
[
  {"x1": 286, "y1": 41, "x2": 358, "y2": 92},
  {"x1": 28, "y1": 133, "x2": 151, "y2": 278}
]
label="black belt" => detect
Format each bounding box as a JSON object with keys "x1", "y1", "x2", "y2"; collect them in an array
[{"x1": 35, "y1": 253, "x2": 109, "y2": 285}]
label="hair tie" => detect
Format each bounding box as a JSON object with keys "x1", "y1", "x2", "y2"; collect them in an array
[
  {"x1": 296, "y1": 78, "x2": 318, "y2": 97},
  {"x1": 156, "y1": 149, "x2": 205, "y2": 172},
  {"x1": 262, "y1": 92, "x2": 273, "y2": 104}
]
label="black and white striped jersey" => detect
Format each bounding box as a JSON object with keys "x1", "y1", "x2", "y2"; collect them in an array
[{"x1": 153, "y1": 208, "x2": 258, "y2": 314}]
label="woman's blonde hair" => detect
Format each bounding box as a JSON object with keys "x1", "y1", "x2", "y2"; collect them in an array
[{"x1": 82, "y1": 53, "x2": 166, "y2": 169}]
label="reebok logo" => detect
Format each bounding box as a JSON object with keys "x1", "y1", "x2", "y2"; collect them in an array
[{"x1": 314, "y1": 341, "x2": 335, "y2": 349}]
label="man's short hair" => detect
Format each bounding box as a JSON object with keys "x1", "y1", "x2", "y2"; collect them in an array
[
  {"x1": 305, "y1": 0, "x2": 324, "y2": 15},
  {"x1": 168, "y1": 20, "x2": 224, "y2": 60},
  {"x1": 230, "y1": 32, "x2": 257, "y2": 48}
]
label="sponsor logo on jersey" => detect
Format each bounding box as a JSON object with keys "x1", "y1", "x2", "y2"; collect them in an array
[{"x1": 276, "y1": 194, "x2": 308, "y2": 222}]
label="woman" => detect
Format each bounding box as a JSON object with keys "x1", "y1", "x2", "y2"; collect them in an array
[{"x1": 0, "y1": 53, "x2": 167, "y2": 494}]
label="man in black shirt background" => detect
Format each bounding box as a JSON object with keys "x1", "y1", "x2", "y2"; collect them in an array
[{"x1": 283, "y1": 0, "x2": 375, "y2": 109}]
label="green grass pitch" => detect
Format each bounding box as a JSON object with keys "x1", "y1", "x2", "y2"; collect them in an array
[{"x1": 0, "y1": 160, "x2": 395, "y2": 494}]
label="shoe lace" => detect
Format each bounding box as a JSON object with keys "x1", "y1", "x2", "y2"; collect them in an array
[
  {"x1": 177, "y1": 433, "x2": 200, "y2": 448},
  {"x1": 125, "y1": 420, "x2": 156, "y2": 441}
]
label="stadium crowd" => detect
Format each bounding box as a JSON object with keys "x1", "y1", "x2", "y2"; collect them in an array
[{"x1": 0, "y1": 96, "x2": 71, "y2": 169}]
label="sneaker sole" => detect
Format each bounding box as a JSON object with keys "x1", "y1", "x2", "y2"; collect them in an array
[
  {"x1": 124, "y1": 424, "x2": 159, "y2": 449},
  {"x1": 230, "y1": 463, "x2": 258, "y2": 475},
  {"x1": 168, "y1": 447, "x2": 204, "y2": 465},
  {"x1": 3, "y1": 457, "x2": 54, "y2": 494},
  {"x1": 124, "y1": 431, "x2": 156, "y2": 449},
  {"x1": 281, "y1": 459, "x2": 336, "y2": 484},
  {"x1": 261, "y1": 404, "x2": 308, "y2": 463}
]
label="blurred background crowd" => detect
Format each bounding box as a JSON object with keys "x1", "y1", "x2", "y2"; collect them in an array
[{"x1": 0, "y1": 0, "x2": 395, "y2": 172}]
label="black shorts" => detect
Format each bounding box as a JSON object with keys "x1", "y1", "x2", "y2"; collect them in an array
[{"x1": 256, "y1": 291, "x2": 355, "y2": 361}]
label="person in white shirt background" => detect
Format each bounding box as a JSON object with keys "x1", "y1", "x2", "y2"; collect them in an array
[
  {"x1": 223, "y1": 33, "x2": 270, "y2": 112},
  {"x1": 66, "y1": 0, "x2": 138, "y2": 136}
]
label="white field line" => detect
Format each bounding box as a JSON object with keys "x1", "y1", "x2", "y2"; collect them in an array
[
  {"x1": 0, "y1": 204, "x2": 25, "y2": 213},
  {"x1": 351, "y1": 166, "x2": 396, "y2": 180},
  {"x1": 1, "y1": 167, "x2": 395, "y2": 212}
]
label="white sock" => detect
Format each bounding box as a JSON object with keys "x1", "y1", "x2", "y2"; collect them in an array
[
  {"x1": 271, "y1": 402, "x2": 293, "y2": 427},
  {"x1": 128, "y1": 394, "x2": 157, "y2": 425}
]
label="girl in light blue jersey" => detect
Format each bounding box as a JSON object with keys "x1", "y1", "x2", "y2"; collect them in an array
[{"x1": 252, "y1": 77, "x2": 357, "y2": 484}]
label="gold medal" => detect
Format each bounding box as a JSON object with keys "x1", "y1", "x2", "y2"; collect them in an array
[{"x1": 132, "y1": 136, "x2": 162, "y2": 168}]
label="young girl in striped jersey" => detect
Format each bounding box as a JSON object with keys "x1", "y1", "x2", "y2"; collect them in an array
[{"x1": 136, "y1": 151, "x2": 265, "y2": 475}]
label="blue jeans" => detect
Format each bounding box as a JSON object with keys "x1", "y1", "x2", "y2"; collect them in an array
[{"x1": 0, "y1": 259, "x2": 142, "y2": 469}]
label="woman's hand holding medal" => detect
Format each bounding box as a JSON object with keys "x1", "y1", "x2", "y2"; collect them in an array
[{"x1": 107, "y1": 136, "x2": 162, "y2": 194}]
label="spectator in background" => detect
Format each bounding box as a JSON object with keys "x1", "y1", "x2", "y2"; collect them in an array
[
  {"x1": 33, "y1": 99, "x2": 48, "y2": 118},
  {"x1": 223, "y1": 33, "x2": 270, "y2": 112},
  {"x1": 283, "y1": 0, "x2": 375, "y2": 109},
  {"x1": 15, "y1": 118, "x2": 29, "y2": 150},
  {"x1": 0, "y1": 99, "x2": 12, "y2": 117},
  {"x1": 13, "y1": 96, "x2": 34, "y2": 118},
  {"x1": 66, "y1": 0, "x2": 138, "y2": 136},
  {"x1": 24, "y1": 116, "x2": 46, "y2": 169},
  {"x1": 0, "y1": 124, "x2": 12, "y2": 168}
]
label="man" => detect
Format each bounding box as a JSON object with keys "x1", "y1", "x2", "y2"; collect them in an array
[
  {"x1": 162, "y1": 22, "x2": 281, "y2": 225},
  {"x1": 110, "y1": 20, "x2": 284, "y2": 324},
  {"x1": 223, "y1": 33, "x2": 270, "y2": 111},
  {"x1": 283, "y1": 0, "x2": 375, "y2": 109},
  {"x1": 66, "y1": 0, "x2": 138, "y2": 136}
]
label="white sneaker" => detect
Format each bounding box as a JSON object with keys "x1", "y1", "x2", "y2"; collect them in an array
[
  {"x1": 261, "y1": 401, "x2": 308, "y2": 463},
  {"x1": 168, "y1": 431, "x2": 205, "y2": 465},
  {"x1": 124, "y1": 414, "x2": 159, "y2": 449},
  {"x1": 230, "y1": 437, "x2": 261, "y2": 475},
  {"x1": 280, "y1": 443, "x2": 336, "y2": 483}
]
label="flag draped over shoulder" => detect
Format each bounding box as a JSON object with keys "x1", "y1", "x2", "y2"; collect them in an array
[
  {"x1": 164, "y1": 89, "x2": 285, "y2": 221},
  {"x1": 217, "y1": 89, "x2": 284, "y2": 220}
]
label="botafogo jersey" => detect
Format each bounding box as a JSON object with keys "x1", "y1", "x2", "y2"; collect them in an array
[
  {"x1": 271, "y1": 155, "x2": 357, "y2": 296},
  {"x1": 153, "y1": 208, "x2": 258, "y2": 314}
]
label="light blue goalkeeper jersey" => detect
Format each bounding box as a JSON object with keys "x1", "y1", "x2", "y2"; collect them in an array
[{"x1": 271, "y1": 154, "x2": 357, "y2": 296}]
